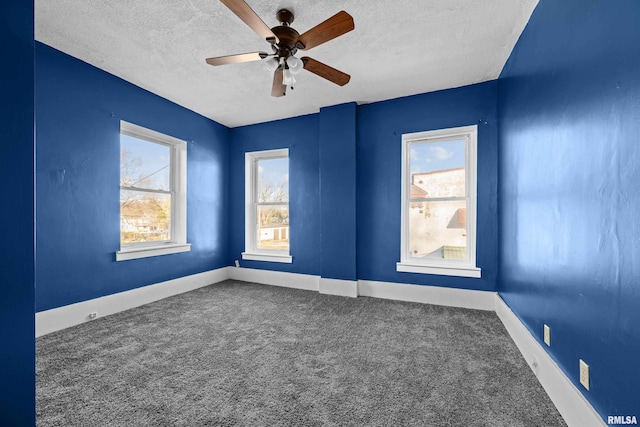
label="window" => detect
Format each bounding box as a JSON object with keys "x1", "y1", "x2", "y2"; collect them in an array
[
  {"x1": 243, "y1": 149, "x2": 291, "y2": 263},
  {"x1": 116, "y1": 121, "x2": 190, "y2": 261},
  {"x1": 397, "y1": 125, "x2": 480, "y2": 278}
]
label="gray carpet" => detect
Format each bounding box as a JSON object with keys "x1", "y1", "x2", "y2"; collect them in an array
[{"x1": 37, "y1": 280, "x2": 566, "y2": 426}]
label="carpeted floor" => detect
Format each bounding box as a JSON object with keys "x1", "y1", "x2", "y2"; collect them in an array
[{"x1": 37, "y1": 280, "x2": 566, "y2": 426}]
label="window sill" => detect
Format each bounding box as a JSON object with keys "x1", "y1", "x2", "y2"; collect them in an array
[
  {"x1": 116, "y1": 243, "x2": 191, "y2": 261},
  {"x1": 396, "y1": 262, "x2": 481, "y2": 278},
  {"x1": 242, "y1": 252, "x2": 292, "y2": 264}
]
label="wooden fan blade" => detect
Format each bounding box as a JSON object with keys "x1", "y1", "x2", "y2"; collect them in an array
[
  {"x1": 220, "y1": 0, "x2": 279, "y2": 44},
  {"x1": 301, "y1": 57, "x2": 350, "y2": 86},
  {"x1": 206, "y1": 52, "x2": 269, "y2": 66},
  {"x1": 296, "y1": 11, "x2": 354, "y2": 51},
  {"x1": 271, "y1": 68, "x2": 286, "y2": 97}
]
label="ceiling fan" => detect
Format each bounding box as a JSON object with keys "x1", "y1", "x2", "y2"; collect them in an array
[{"x1": 206, "y1": 0, "x2": 355, "y2": 97}]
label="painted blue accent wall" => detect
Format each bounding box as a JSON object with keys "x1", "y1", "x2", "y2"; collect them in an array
[
  {"x1": 357, "y1": 82, "x2": 499, "y2": 291},
  {"x1": 319, "y1": 103, "x2": 357, "y2": 281},
  {"x1": 35, "y1": 43, "x2": 229, "y2": 312},
  {"x1": 229, "y1": 89, "x2": 498, "y2": 293},
  {"x1": 0, "y1": 1, "x2": 35, "y2": 424},
  {"x1": 228, "y1": 114, "x2": 321, "y2": 274},
  {"x1": 498, "y1": 0, "x2": 640, "y2": 420}
]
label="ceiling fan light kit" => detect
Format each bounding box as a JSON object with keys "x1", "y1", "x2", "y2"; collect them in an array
[
  {"x1": 286, "y1": 56, "x2": 304, "y2": 74},
  {"x1": 261, "y1": 56, "x2": 279, "y2": 72},
  {"x1": 207, "y1": 0, "x2": 354, "y2": 97}
]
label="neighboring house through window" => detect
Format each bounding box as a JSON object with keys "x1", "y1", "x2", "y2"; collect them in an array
[
  {"x1": 243, "y1": 148, "x2": 291, "y2": 263},
  {"x1": 117, "y1": 121, "x2": 190, "y2": 261},
  {"x1": 397, "y1": 125, "x2": 480, "y2": 277}
]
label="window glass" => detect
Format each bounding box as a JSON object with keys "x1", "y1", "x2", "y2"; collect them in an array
[
  {"x1": 256, "y1": 205, "x2": 289, "y2": 250},
  {"x1": 408, "y1": 200, "x2": 467, "y2": 260},
  {"x1": 408, "y1": 139, "x2": 467, "y2": 260},
  {"x1": 399, "y1": 125, "x2": 479, "y2": 277},
  {"x1": 120, "y1": 135, "x2": 172, "y2": 245},
  {"x1": 243, "y1": 149, "x2": 291, "y2": 263},
  {"x1": 410, "y1": 139, "x2": 466, "y2": 198},
  {"x1": 257, "y1": 157, "x2": 289, "y2": 202},
  {"x1": 256, "y1": 157, "x2": 289, "y2": 251}
]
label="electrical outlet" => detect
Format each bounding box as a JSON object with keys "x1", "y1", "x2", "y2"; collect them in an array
[
  {"x1": 579, "y1": 359, "x2": 590, "y2": 390},
  {"x1": 543, "y1": 324, "x2": 551, "y2": 346},
  {"x1": 89, "y1": 312, "x2": 98, "y2": 320},
  {"x1": 234, "y1": 259, "x2": 240, "y2": 268}
]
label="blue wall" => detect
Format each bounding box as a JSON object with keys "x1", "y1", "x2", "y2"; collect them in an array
[
  {"x1": 35, "y1": 43, "x2": 229, "y2": 311},
  {"x1": 26, "y1": 0, "x2": 640, "y2": 421},
  {"x1": 0, "y1": 1, "x2": 35, "y2": 424},
  {"x1": 498, "y1": 0, "x2": 640, "y2": 420},
  {"x1": 319, "y1": 103, "x2": 357, "y2": 281},
  {"x1": 357, "y1": 82, "x2": 499, "y2": 291},
  {"x1": 228, "y1": 114, "x2": 321, "y2": 275},
  {"x1": 229, "y1": 84, "x2": 498, "y2": 292}
]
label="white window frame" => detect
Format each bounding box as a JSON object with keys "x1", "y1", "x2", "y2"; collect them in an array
[
  {"x1": 397, "y1": 125, "x2": 481, "y2": 278},
  {"x1": 116, "y1": 121, "x2": 190, "y2": 261},
  {"x1": 242, "y1": 148, "x2": 292, "y2": 263}
]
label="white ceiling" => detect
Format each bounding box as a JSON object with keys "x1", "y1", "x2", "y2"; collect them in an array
[{"x1": 35, "y1": 0, "x2": 538, "y2": 128}]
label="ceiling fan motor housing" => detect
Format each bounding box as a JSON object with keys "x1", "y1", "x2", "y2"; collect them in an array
[{"x1": 271, "y1": 9, "x2": 299, "y2": 58}]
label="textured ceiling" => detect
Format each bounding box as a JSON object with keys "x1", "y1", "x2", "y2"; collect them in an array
[{"x1": 35, "y1": 0, "x2": 538, "y2": 128}]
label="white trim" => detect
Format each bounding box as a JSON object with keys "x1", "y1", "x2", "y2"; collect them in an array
[
  {"x1": 319, "y1": 278, "x2": 358, "y2": 298},
  {"x1": 119, "y1": 121, "x2": 189, "y2": 259},
  {"x1": 116, "y1": 243, "x2": 191, "y2": 261},
  {"x1": 495, "y1": 295, "x2": 606, "y2": 427},
  {"x1": 400, "y1": 125, "x2": 478, "y2": 274},
  {"x1": 228, "y1": 270, "x2": 492, "y2": 309},
  {"x1": 245, "y1": 148, "x2": 290, "y2": 262},
  {"x1": 121, "y1": 121, "x2": 185, "y2": 147},
  {"x1": 36, "y1": 267, "x2": 231, "y2": 337},
  {"x1": 357, "y1": 279, "x2": 495, "y2": 311},
  {"x1": 396, "y1": 262, "x2": 481, "y2": 278},
  {"x1": 173, "y1": 134, "x2": 188, "y2": 244},
  {"x1": 241, "y1": 252, "x2": 292, "y2": 263},
  {"x1": 34, "y1": 262, "x2": 603, "y2": 427},
  {"x1": 229, "y1": 267, "x2": 319, "y2": 292}
]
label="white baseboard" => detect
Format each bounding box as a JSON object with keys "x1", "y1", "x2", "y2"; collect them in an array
[
  {"x1": 228, "y1": 266, "x2": 320, "y2": 292},
  {"x1": 319, "y1": 278, "x2": 358, "y2": 298},
  {"x1": 358, "y1": 279, "x2": 496, "y2": 311},
  {"x1": 36, "y1": 267, "x2": 232, "y2": 337},
  {"x1": 495, "y1": 295, "x2": 605, "y2": 427},
  {"x1": 229, "y1": 270, "x2": 492, "y2": 309},
  {"x1": 35, "y1": 268, "x2": 495, "y2": 336},
  {"x1": 35, "y1": 263, "x2": 601, "y2": 427}
]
